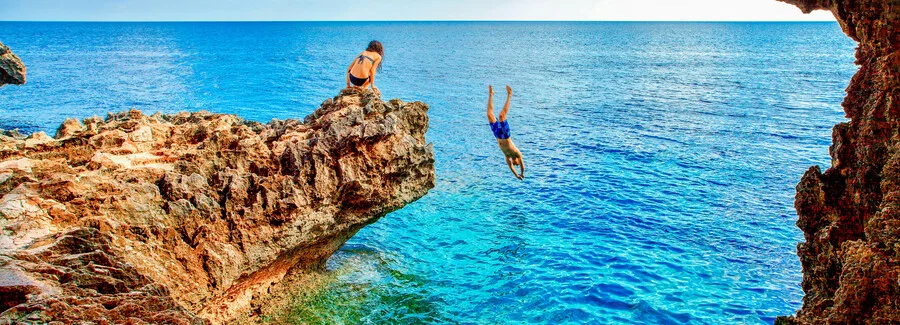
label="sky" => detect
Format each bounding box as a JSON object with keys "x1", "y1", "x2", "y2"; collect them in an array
[{"x1": 0, "y1": 0, "x2": 836, "y2": 22}]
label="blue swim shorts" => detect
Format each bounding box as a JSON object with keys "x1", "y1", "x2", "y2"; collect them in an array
[{"x1": 490, "y1": 121, "x2": 511, "y2": 139}]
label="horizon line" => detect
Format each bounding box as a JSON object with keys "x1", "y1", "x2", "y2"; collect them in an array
[{"x1": 0, "y1": 19, "x2": 838, "y2": 23}]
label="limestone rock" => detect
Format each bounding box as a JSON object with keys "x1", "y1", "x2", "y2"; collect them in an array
[
  {"x1": 0, "y1": 88, "x2": 435, "y2": 324},
  {"x1": 776, "y1": 1, "x2": 900, "y2": 324},
  {"x1": 0, "y1": 41, "x2": 26, "y2": 87},
  {"x1": 55, "y1": 118, "x2": 85, "y2": 139}
]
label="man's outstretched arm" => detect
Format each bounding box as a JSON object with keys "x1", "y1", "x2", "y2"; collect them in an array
[
  {"x1": 507, "y1": 157, "x2": 522, "y2": 180},
  {"x1": 518, "y1": 158, "x2": 525, "y2": 179}
]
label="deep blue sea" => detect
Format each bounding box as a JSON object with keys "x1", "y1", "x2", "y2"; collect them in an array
[{"x1": 0, "y1": 22, "x2": 857, "y2": 324}]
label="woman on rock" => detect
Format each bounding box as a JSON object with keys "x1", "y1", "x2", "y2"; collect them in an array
[{"x1": 346, "y1": 40, "x2": 384, "y2": 95}]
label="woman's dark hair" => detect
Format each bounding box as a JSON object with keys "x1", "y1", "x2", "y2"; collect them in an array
[{"x1": 366, "y1": 40, "x2": 384, "y2": 71}]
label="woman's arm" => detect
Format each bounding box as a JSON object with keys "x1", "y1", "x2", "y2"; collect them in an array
[
  {"x1": 346, "y1": 58, "x2": 357, "y2": 87},
  {"x1": 368, "y1": 58, "x2": 380, "y2": 91}
]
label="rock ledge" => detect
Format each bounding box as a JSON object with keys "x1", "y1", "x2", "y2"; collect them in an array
[{"x1": 0, "y1": 88, "x2": 435, "y2": 324}]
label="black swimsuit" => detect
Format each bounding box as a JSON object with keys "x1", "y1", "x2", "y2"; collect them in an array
[
  {"x1": 348, "y1": 73, "x2": 368, "y2": 86},
  {"x1": 348, "y1": 54, "x2": 375, "y2": 86}
]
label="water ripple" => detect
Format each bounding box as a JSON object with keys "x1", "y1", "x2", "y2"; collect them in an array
[{"x1": 0, "y1": 21, "x2": 856, "y2": 324}]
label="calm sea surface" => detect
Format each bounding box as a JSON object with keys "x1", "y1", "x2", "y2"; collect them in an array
[{"x1": 0, "y1": 22, "x2": 856, "y2": 324}]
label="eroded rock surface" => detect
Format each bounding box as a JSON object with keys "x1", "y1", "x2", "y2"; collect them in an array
[
  {"x1": 777, "y1": 0, "x2": 900, "y2": 324},
  {"x1": 0, "y1": 41, "x2": 26, "y2": 87},
  {"x1": 0, "y1": 88, "x2": 435, "y2": 324}
]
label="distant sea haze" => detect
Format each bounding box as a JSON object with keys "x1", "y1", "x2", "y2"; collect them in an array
[{"x1": 0, "y1": 21, "x2": 856, "y2": 324}]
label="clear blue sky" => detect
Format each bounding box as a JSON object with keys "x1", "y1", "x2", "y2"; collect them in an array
[{"x1": 0, "y1": 0, "x2": 836, "y2": 21}]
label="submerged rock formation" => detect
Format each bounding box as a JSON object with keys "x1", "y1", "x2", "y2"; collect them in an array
[
  {"x1": 777, "y1": 0, "x2": 900, "y2": 324},
  {"x1": 0, "y1": 88, "x2": 435, "y2": 324},
  {"x1": 0, "y1": 41, "x2": 26, "y2": 87}
]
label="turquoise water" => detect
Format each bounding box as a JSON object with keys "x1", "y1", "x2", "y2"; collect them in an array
[{"x1": 0, "y1": 22, "x2": 857, "y2": 324}]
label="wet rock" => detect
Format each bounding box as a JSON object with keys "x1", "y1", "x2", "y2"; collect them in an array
[
  {"x1": 777, "y1": 1, "x2": 900, "y2": 324},
  {"x1": 0, "y1": 88, "x2": 435, "y2": 324}
]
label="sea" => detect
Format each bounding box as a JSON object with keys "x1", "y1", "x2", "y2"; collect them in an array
[{"x1": 0, "y1": 22, "x2": 857, "y2": 324}]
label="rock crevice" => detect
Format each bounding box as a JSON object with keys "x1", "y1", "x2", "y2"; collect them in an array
[{"x1": 0, "y1": 88, "x2": 435, "y2": 324}]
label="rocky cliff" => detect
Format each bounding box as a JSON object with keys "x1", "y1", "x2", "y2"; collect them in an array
[
  {"x1": 0, "y1": 88, "x2": 435, "y2": 324},
  {"x1": 0, "y1": 41, "x2": 26, "y2": 87},
  {"x1": 777, "y1": 0, "x2": 900, "y2": 324}
]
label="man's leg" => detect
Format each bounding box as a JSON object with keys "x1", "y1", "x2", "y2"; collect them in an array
[
  {"x1": 499, "y1": 85, "x2": 512, "y2": 122},
  {"x1": 487, "y1": 85, "x2": 497, "y2": 123}
]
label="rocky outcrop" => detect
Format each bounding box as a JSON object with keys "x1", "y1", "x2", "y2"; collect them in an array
[
  {"x1": 0, "y1": 41, "x2": 26, "y2": 87},
  {"x1": 0, "y1": 88, "x2": 435, "y2": 324},
  {"x1": 776, "y1": 1, "x2": 900, "y2": 324}
]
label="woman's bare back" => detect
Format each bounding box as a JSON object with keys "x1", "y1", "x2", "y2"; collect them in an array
[{"x1": 349, "y1": 50, "x2": 382, "y2": 79}]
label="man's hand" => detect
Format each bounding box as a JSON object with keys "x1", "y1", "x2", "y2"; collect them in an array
[
  {"x1": 507, "y1": 157, "x2": 524, "y2": 180},
  {"x1": 506, "y1": 85, "x2": 512, "y2": 95},
  {"x1": 489, "y1": 85, "x2": 494, "y2": 96},
  {"x1": 516, "y1": 157, "x2": 525, "y2": 180}
]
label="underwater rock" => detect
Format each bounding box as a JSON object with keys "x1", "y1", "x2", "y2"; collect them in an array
[
  {"x1": 0, "y1": 88, "x2": 435, "y2": 324},
  {"x1": 0, "y1": 41, "x2": 26, "y2": 87},
  {"x1": 777, "y1": 0, "x2": 900, "y2": 324}
]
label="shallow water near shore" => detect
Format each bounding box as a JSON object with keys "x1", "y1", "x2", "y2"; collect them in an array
[{"x1": 0, "y1": 22, "x2": 857, "y2": 324}]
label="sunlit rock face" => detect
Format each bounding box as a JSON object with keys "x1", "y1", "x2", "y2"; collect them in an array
[
  {"x1": 777, "y1": 0, "x2": 900, "y2": 324},
  {"x1": 0, "y1": 41, "x2": 26, "y2": 87},
  {"x1": 0, "y1": 88, "x2": 435, "y2": 324}
]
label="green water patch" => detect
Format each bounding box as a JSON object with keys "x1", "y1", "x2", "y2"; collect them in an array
[{"x1": 264, "y1": 248, "x2": 454, "y2": 325}]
